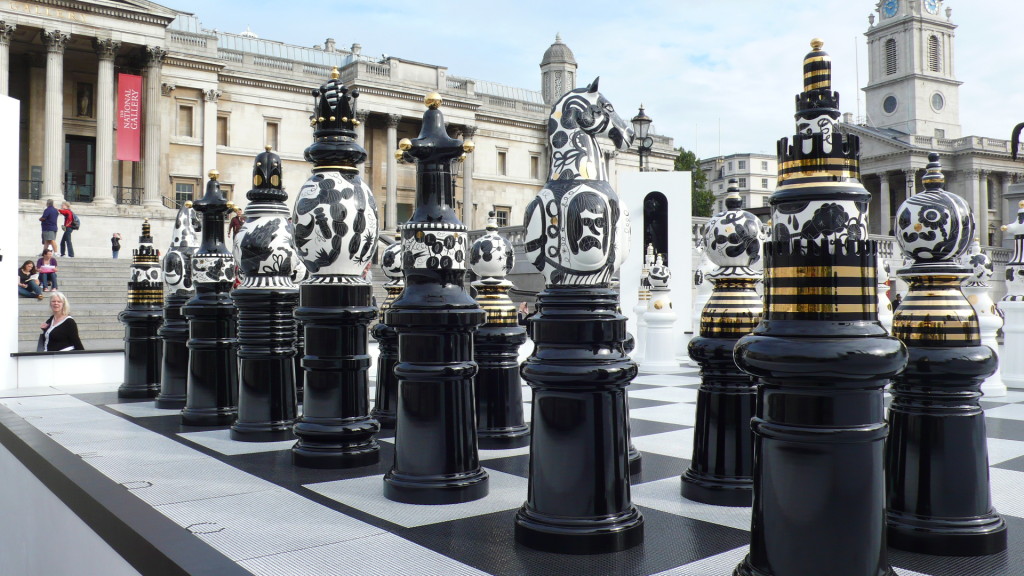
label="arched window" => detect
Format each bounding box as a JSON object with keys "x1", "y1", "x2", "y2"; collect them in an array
[
  {"x1": 928, "y1": 36, "x2": 941, "y2": 72},
  {"x1": 885, "y1": 38, "x2": 897, "y2": 75}
]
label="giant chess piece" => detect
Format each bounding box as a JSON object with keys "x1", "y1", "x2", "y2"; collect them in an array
[
  {"x1": 683, "y1": 183, "x2": 763, "y2": 507},
  {"x1": 181, "y1": 171, "x2": 239, "y2": 426},
  {"x1": 886, "y1": 153, "x2": 1006, "y2": 556},
  {"x1": 998, "y1": 201, "x2": 1024, "y2": 389},
  {"x1": 291, "y1": 68, "x2": 380, "y2": 468},
  {"x1": 877, "y1": 258, "x2": 894, "y2": 334},
  {"x1": 383, "y1": 93, "x2": 488, "y2": 504},
  {"x1": 470, "y1": 212, "x2": 529, "y2": 449},
  {"x1": 640, "y1": 254, "x2": 678, "y2": 372},
  {"x1": 370, "y1": 232, "x2": 404, "y2": 428},
  {"x1": 631, "y1": 244, "x2": 655, "y2": 361},
  {"x1": 516, "y1": 78, "x2": 643, "y2": 553},
  {"x1": 157, "y1": 203, "x2": 201, "y2": 408},
  {"x1": 689, "y1": 241, "x2": 714, "y2": 367},
  {"x1": 230, "y1": 147, "x2": 300, "y2": 441},
  {"x1": 733, "y1": 40, "x2": 907, "y2": 576},
  {"x1": 963, "y1": 239, "x2": 1006, "y2": 397},
  {"x1": 291, "y1": 259, "x2": 309, "y2": 404},
  {"x1": 118, "y1": 219, "x2": 164, "y2": 398}
]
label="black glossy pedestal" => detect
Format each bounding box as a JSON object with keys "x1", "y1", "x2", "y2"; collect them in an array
[
  {"x1": 514, "y1": 287, "x2": 644, "y2": 554},
  {"x1": 181, "y1": 288, "x2": 238, "y2": 426},
  {"x1": 292, "y1": 282, "x2": 379, "y2": 468},
  {"x1": 887, "y1": 273, "x2": 1006, "y2": 556},
  {"x1": 118, "y1": 307, "x2": 163, "y2": 399},
  {"x1": 370, "y1": 319, "x2": 398, "y2": 429},
  {"x1": 473, "y1": 285, "x2": 530, "y2": 449},
  {"x1": 155, "y1": 292, "x2": 189, "y2": 408},
  {"x1": 231, "y1": 288, "x2": 299, "y2": 442}
]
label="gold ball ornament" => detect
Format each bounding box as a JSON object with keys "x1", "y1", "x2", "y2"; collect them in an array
[
  {"x1": 399, "y1": 138, "x2": 412, "y2": 151},
  {"x1": 424, "y1": 92, "x2": 442, "y2": 109}
]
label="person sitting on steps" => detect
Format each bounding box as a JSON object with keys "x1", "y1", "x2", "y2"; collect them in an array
[{"x1": 17, "y1": 260, "x2": 44, "y2": 299}]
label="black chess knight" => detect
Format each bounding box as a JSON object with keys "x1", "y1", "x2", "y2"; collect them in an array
[
  {"x1": 732, "y1": 40, "x2": 907, "y2": 576},
  {"x1": 383, "y1": 93, "x2": 488, "y2": 504},
  {"x1": 291, "y1": 68, "x2": 381, "y2": 468}
]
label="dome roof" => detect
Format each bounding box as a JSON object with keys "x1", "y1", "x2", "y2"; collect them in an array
[{"x1": 541, "y1": 34, "x2": 576, "y2": 66}]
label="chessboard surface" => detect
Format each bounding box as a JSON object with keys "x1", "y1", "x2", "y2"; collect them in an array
[{"x1": 2, "y1": 359, "x2": 1024, "y2": 576}]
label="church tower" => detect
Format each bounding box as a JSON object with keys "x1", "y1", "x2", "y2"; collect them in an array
[
  {"x1": 863, "y1": 0, "x2": 961, "y2": 139},
  {"x1": 540, "y1": 34, "x2": 577, "y2": 106}
]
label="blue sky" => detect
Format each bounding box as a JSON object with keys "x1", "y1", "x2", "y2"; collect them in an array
[{"x1": 165, "y1": 0, "x2": 1024, "y2": 160}]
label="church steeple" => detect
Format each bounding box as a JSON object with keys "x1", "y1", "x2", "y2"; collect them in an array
[
  {"x1": 540, "y1": 34, "x2": 577, "y2": 106},
  {"x1": 863, "y1": 0, "x2": 961, "y2": 138}
]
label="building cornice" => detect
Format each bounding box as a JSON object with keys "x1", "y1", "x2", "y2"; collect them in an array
[
  {"x1": 6, "y1": 0, "x2": 178, "y2": 27},
  {"x1": 165, "y1": 54, "x2": 224, "y2": 73}
]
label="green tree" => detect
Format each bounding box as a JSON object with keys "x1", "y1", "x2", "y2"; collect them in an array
[{"x1": 674, "y1": 147, "x2": 714, "y2": 217}]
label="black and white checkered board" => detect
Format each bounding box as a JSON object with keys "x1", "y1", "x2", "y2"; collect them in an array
[{"x1": 4, "y1": 361, "x2": 1024, "y2": 576}]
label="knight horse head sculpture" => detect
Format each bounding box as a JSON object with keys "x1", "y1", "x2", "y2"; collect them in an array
[
  {"x1": 524, "y1": 78, "x2": 635, "y2": 286},
  {"x1": 1012, "y1": 122, "x2": 1024, "y2": 161}
]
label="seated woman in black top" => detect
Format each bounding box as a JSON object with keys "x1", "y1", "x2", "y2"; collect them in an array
[
  {"x1": 40, "y1": 291, "x2": 84, "y2": 351},
  {"x1": 18, "y1": 260, "x2": 43, "y2": 299}
]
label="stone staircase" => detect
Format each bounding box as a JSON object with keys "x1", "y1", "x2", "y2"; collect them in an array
[{"x1": 18, "y1": 256, "x2": 392, "y2": 353}]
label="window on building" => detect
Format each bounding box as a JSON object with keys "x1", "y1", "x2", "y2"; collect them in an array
[
  {"x1": 738, "y1": 177, "x2": 747, "y2": 188},
  {"x1": 174, "y1": 181, "x2": 195, "y2": 207},
  {"x1": 935, "y1": 128, "x2": 945, "y2": 139},
  {"x1": 494, "y1": 205, "x2": 511, "y2": 227},
  {"x1": 762, "y1": 196, "x2": 771, "y2": 207},
  {"x1": 885, "y1": 38, "x2": 897, "y2": 75},
  {"x1": 265, "y1": 120, "x2": 280, "y2": 150},
  {"x1": 530, "y1": 155, "x2": 540, "y2": 180},
  {"x1": 216, "y1": 115, "x2": 229, "y2": 146},
  {"x1": 220, "y1": 183, "x2": 234, "y2": 203},
  {"x1": 761, "y1": 160, "x2": 769, "y2": 171},
  {"x1": 761, "y1": 178, "x2": 769, "y2": 189},
  {"x1": 928, "y1": 36, "x2": 941, "y2": 73},
  {"x1": 727, "y1": 161, "x2": 733, "y2": 171},
  {"x1": 177, "y1": 104, "x2": 194, "y2": 137},
  {"x1": 497, "y1": 150, "x2": 508, "y2": 176},
  {"x1": 738, "y1": 160, "x2": 747, "y2": 169}
]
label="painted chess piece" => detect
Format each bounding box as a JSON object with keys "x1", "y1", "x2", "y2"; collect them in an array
[
  {"x1": 470, "y1": 212, "x2": 529, "y2": 448},
  {"x1": 689, "y1": 240, "x2": 714, "y2": 367},
  {"x1": 383, "y1": 93, "x2": 488, "y2": 504},
  {"x1": 181, "y1": 170, "x2": 239, "y2": 426},
  {"x1": 683, "y1": 181, "x2": 763, "y2": 507},
  {"x1": 962, "y1": 239, "x2": 1006, "y2": 397},
  {"x1": 733, "y1": 40, "x2": 906, "y2": 576},
  {"x1": 370, "y1": 231, "x2": 403, "y2": 429},
  {"x1": 886, "y1": 153, "x2": 1006, "y2": 555},
  {"x1": 230, "y1": 147, "x2": 300, "y2": 441},
  {"x1": 877, "y1": 258, "x2": 894, "y2": 333},
  {"x1": 639, "y1": 254, "x2": 678, "y2": 372},
  {"x1": 156, "y1": 203, "x2": 200, "y2": 408},
  {"x1": 998, "y1": 200, "x2": 1024, "y2": 390},
  {"x1": 517, "y1": 78, "x2": 643, "y2": 554},
  {"x1": 291, "y1": 259, "x2": 309, "y2": 404},
  {"x1": 291, "y1": 69, "x2": 380, "y2": 468},
  {"x1": 632, "y1": 243, "x2": 655, "y2": 362},
  {"x1": 118, "y1": 218, "x2": 164, "y2": 398}
]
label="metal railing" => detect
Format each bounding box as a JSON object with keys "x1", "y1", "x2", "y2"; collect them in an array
[
  {"x1": 18, "y1": 179, "x2": 42, "y2": 200},
  {"x1": 114, "y1": 187, "x2": 144, "y2": 205},
  {"x1": 162, "y1": 196, "x2": 183, "y2": 210},
  {"x1": 63, "y1": 184, "x2": 94, "y2": 203}
]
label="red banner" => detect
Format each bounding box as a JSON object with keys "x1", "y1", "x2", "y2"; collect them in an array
[{"x1": 116, "y1": 73, "x2": 142, "y2": 161}]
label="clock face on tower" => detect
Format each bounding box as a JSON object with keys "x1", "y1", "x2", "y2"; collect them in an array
[
  {"x1": 883, "y1": 0, "x2": 899, "y2": 18},
  {"x1": 924, "y1": 0, "x2": 940, "y2": 14}
]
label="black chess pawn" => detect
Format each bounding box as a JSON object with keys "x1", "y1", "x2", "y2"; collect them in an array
[
  {"x1": 371, "y1": 232, "x2": 403, "y2": 429},
  {"x1": 181, "y1": 170, "x2": 239, "y2": 426},
  {"x1": 291, "y1": 69, "x2": 381, "y2": 468},
  {"x1": 886, "y1": 153, "x2": 1006, "y2": 556},
  {"x1": 118, "y1": 219, "x2": 164, "y2": 398},
  {"x1": 733, "y1": 40, "x2": 906, "y2": 576},
  {"x1": 515, "y1": 78, "x2": 643, "y2": 554},
  {"x1": 682, "y1": 182, "x2": 764, "y2": 507},
  {"x1": 230, "y1": 147, "x2": 300, "y2": 442},
  {"x1": 383, "y1": 93, "x2": 488, "y2": 504},
  {"x1": 156, "y1": 203, "x2": 201, "y2": 408},
  {"x1": 469, "y1": 212, "x2": 529, "y2": 449}
]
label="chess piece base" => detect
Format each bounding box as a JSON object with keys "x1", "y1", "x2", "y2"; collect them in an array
[
  {"x1": 514, "y1": 504, "x2": 644, "y2": 554},
  {"x1": 292, "y1": 440, "x2": 380, "y2": 469},
  {"x1": 180, "y1": 407, "x2": 236, "y2": 427},
  {"x1": 734, "y1": 556, "x2": 896, "y2": 576},
  {"x1": 382, "y1": 468, "x2": 488, "y2": 505},
  {"x1": 887, "y1": 509, "x2": 1007, "y2": 556},
  {"x1": 477, "y1": 426, "x2": 530, "y2": 450},
  {"x1": 681, "y1": 469, "x2": 752, "y2": 507},
  {"x1": 230, "y1": 421, "x2": 295, "y2": 443}
]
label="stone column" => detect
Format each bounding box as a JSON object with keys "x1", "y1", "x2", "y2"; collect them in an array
[
  {"x1": 385, "y1": 114, "x2": 401, "y2": 231},
  {"x1": 879, "y1": 173, "x2": 891, "y2": 235},
  {"x1": 354, "y1": 110, "x2": 368, "y2": 143},
  {"x1": 93, "y1": 39, "x2": 120, "y2": 207},
  {"x1": 143, "y1": 46, "x2": 167, "y2": 207},
  {"x1": 998, "y1": 175, "x2": 1011, "y2": 245},
  {"x1": 978, "y1": 170, "x2": 990, "y2": 246},
  {"x1": 964, "y1": 169, "x2": 981, "y2": 239},
  {"x1": 202, "y1": 89, "x2": 221, "y2": 180},
  {"x1": 41, "y1": 30, "x2": 69, "y2": 202},
  {"x1": 0, "y1": 22, "x2": 15, "y2": 96},
  {"x1": 462, "y1": 125, "x2": 476, "y2": 227}
]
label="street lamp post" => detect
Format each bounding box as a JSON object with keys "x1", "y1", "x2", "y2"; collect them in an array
[{"x1": 631, "y1": 105, "x2": 654, "y2": 171}]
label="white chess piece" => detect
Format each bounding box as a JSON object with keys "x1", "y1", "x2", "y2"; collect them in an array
[
  {"x1": 962, "y1": 240, "x2": 1005, "y2": 397},
  {"x1": 641, "y1": 254, "x2": 678, "y2": 373}
]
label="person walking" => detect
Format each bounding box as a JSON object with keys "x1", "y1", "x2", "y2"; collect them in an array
[
  {"x1": 228, "y1": 208, "x2": 245, "y2": 243},
  {"x1": 58, "y1": 201, "x2": 76, "y2": 257},
  {"x1": 17, "y1": 260, "x2": 44, "y2": 299},
  {"x1": 36, "y1": 249, "x2": 59, "y2": 292},
  {"x1": 39, "y1": 199, "x2": 59, "y2": 255},
  {"x1": 111, "y1": 232, "x2": 122, "y2": 259},
  {"x1": 39, "y1": 291, "x2": 84, "y2": 352}
]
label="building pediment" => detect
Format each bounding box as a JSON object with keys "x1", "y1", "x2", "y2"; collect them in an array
[{"x1": 4, "y1": 0, "x2": 179, "y2": 27}]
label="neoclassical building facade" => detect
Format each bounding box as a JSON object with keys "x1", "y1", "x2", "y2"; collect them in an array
[{"x1": 3, "y1": 0, "x2": 676, "y2": 256}]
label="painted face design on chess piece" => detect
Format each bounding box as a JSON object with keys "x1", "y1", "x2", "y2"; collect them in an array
[
  {"x1": 292, "y1": 172, "x2": 379, "y2": 275},
  {"x1": 648, "y1": 257, "x2": 671, "y2": 289},
  {"x1": 965, "y1": 240, "x2": 993, "y2": 285},
  {"x1": 470, "y1": 230, "x2": 514, "y2": 279},
  {"x1": 235, "y1": 218, "x2": 297, "y2": 279},
  {"x1": 381, "y1": 240, "x2": 404, "y2": 280},
  {"x1": 895, "y1": 187, "x2": 973, "y2": 262},
  {"x1": 706, "y1": 208, "x2": 763, "y2": 269}
]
